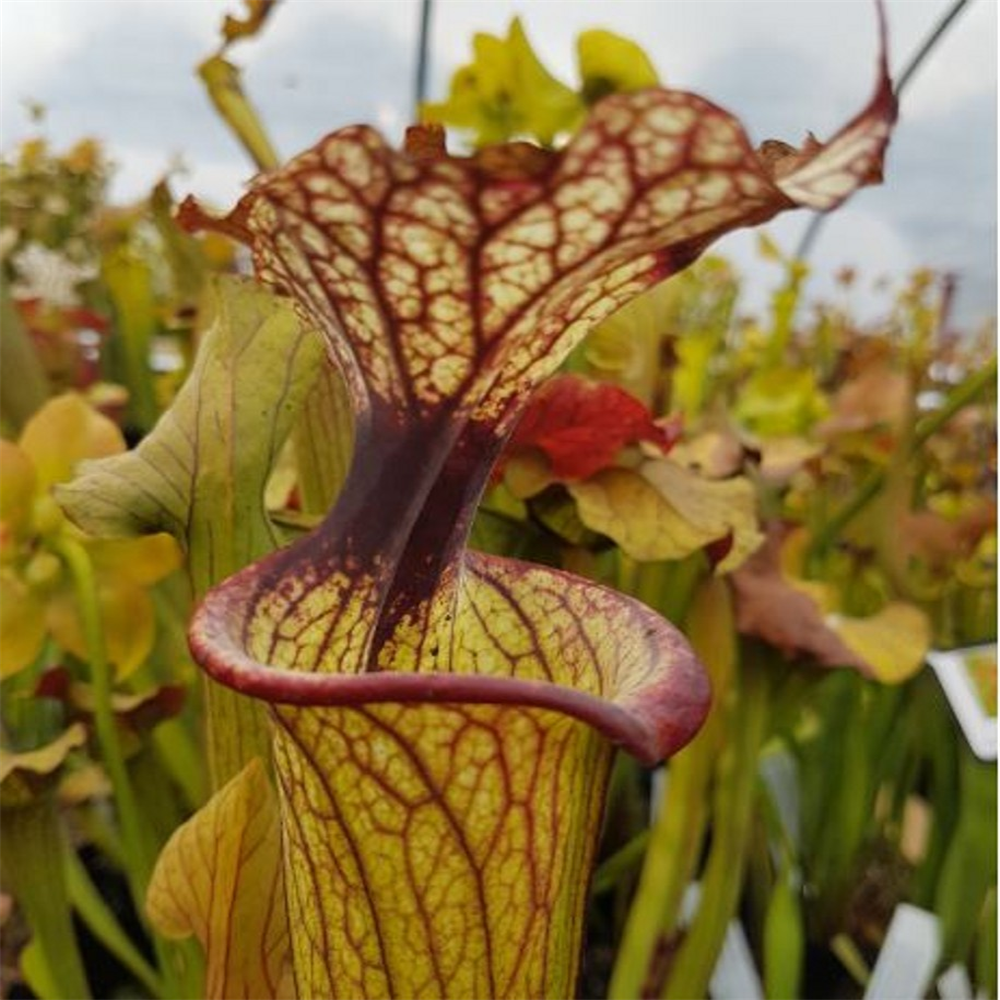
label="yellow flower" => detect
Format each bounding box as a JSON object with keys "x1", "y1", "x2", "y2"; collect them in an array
[
  {"x1": 577, "y1": 29, "x2": 660, "y2": 103},
  {"x1": 1, "y1": 394, "x2": 179, "y2": 680},
  {"x1": 421, "y1": 18, "x2": 582, "y2": 146}
]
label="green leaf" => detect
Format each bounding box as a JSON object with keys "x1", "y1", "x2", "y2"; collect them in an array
[
  {"x1": 57, "y1": 276, "x2": 325, "y2": 784},
  {"x1": 57, "y1": 276, "x2": 322, "y2": 593},
  {"x1": 65, "y1": 850, "x2": 164, "y2": 997},
  {"x1": 936, "y1": 753, "x2": 998, "y2": 964},
  {"x1": 763, "y1": 864, "x2": 804, "y2": 999},
  {"x1": 735, "y1": 366, "x2": 828, "y2": 437},
  {"x1": 101, "y1": 247, "x2": 161, "y2": 432},
  {"x1": 290, "y1": 365, "x2": 354, "y2": 515},
  {"x1": 20, "y1": 938, "x2": 62, "y2": 1000}
]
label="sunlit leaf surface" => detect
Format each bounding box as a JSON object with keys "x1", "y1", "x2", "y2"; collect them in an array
[
  {"x1": 569, "y1": 459, "x2": 762, "y2": 572},
  {"x1": 422, "y1": 19, "x2": 582, "y2": 146}
]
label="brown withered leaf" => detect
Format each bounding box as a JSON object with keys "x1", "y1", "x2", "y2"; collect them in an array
[
  {"x1": 731, "y1": 525, "x2": 930, "y2": 682},
  {"x1": 819, "y1": 361, "x2": 911, "y2": 438},
  {"x1": 899, "y1": 502, "x2": 997, "y2": 569},
  {"x1": 221, "y1": 0, "x2": 278, "y2": 47},
  {"x1": 0, "y1": 724, "x2": 88, "y2": 807},
  {"x1": 730, "y1": 525, "x2": 862, "y2": 670},
  {"x1": 35, "y1": 667, "x2": 185, "y2": 735}
]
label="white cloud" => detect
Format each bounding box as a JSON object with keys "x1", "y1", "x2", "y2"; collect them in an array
[{"x1": 0, "y1": 0, "x2": 993, "y2": 327}]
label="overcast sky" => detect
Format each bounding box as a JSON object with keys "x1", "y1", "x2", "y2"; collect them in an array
[{"x1": 0, "y1": 0, "x2": 995, "y2": 328}]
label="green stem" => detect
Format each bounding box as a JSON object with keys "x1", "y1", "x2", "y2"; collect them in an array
[
  {"x1": 1, "y1": 797, "x2": 91, "y2": 1000},
  {"x1": 198, "y1": 55, "x2": 280, "y2": 172},
  {"x1": 101, "y1": 251, "x2": 160, "y2": 433},
  {"x1": 831, "y1": 934, "x2": 872, "y2": 988},
  {"x1": 54, "y1": 536, "x2": 200, "y2": 998},
  {"x1": 608, "y1": 738, "x2": 714, "y2": 998},
  {"x1": 184, "y1": 578, "x2": 271, "y2": 794},
  {"x1": 807, "y1": 357, "x2": 997, "y2": 569},
  {"x1": 204, "y1": 681, "x2": 272, "y2": 791},
  {"x1": 608, "y1": 577, "x2": 731, "y2": 1000},
  {"x1": 591, "y1": 829, "x2": 651, "y2": 896},
  {"x1": 663, "y1": 649, "x2": 772, "y2": 999},
  {"x1": 151, "y1": 717, "x2": 206, "y2": 811},
  {"x1": 53, "y1": 536, "x2": 153, "y2": 895},
  {"x1": 64, "y1": 850, "x2": 165, "y2": 998},
  {"x1": 913, "y1": 356, "x2": 997, "y2": 445}
]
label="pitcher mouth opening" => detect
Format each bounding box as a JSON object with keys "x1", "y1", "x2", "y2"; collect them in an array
[{"x1": 189, "y1": 551, "x2": 710, "y2": 766}]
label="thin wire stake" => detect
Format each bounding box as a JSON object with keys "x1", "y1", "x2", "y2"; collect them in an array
[
  {"x1": 794, "y1": 0, "x2": 973, "y2": 261},
  {"x1": 414, "y1": 0, "x2": 434, "y2": 115}
]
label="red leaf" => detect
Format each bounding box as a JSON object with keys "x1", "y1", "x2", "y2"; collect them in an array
[{"x1": 508, "y1": 375, "x2": 681, "y2": 480}]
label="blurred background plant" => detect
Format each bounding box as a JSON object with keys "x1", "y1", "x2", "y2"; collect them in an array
[{"x1": 0, "y1": 2, "x2": 995, "y2": 998}]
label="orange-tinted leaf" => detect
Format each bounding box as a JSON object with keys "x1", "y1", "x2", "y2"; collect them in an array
[
  {"x1": 147, "y1": 758, "x2": 292, "y2": 999},
  {"x1": 899, "y1": 502, "x2": 997, "y2": 568},
  {"x1": 819, "y1": 360, "x2": 910, "y2": 438},
  {"x1": 731, "y1": 527, "x2": 864, "y2": 669},
  {"x1": 220, "y1": 0, "x2": 278, "y2": 46},
  {"x1": 506, "y1": 374, "x2": 680, "y2": 480}
]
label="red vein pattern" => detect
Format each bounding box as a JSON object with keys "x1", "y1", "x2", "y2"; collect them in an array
[
  {"x1": 185, "y1": 30, "x2": 895, "y2": 998},
  {"x1": 147, "y1": 760, "x2": 293, "y2": 999}
]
